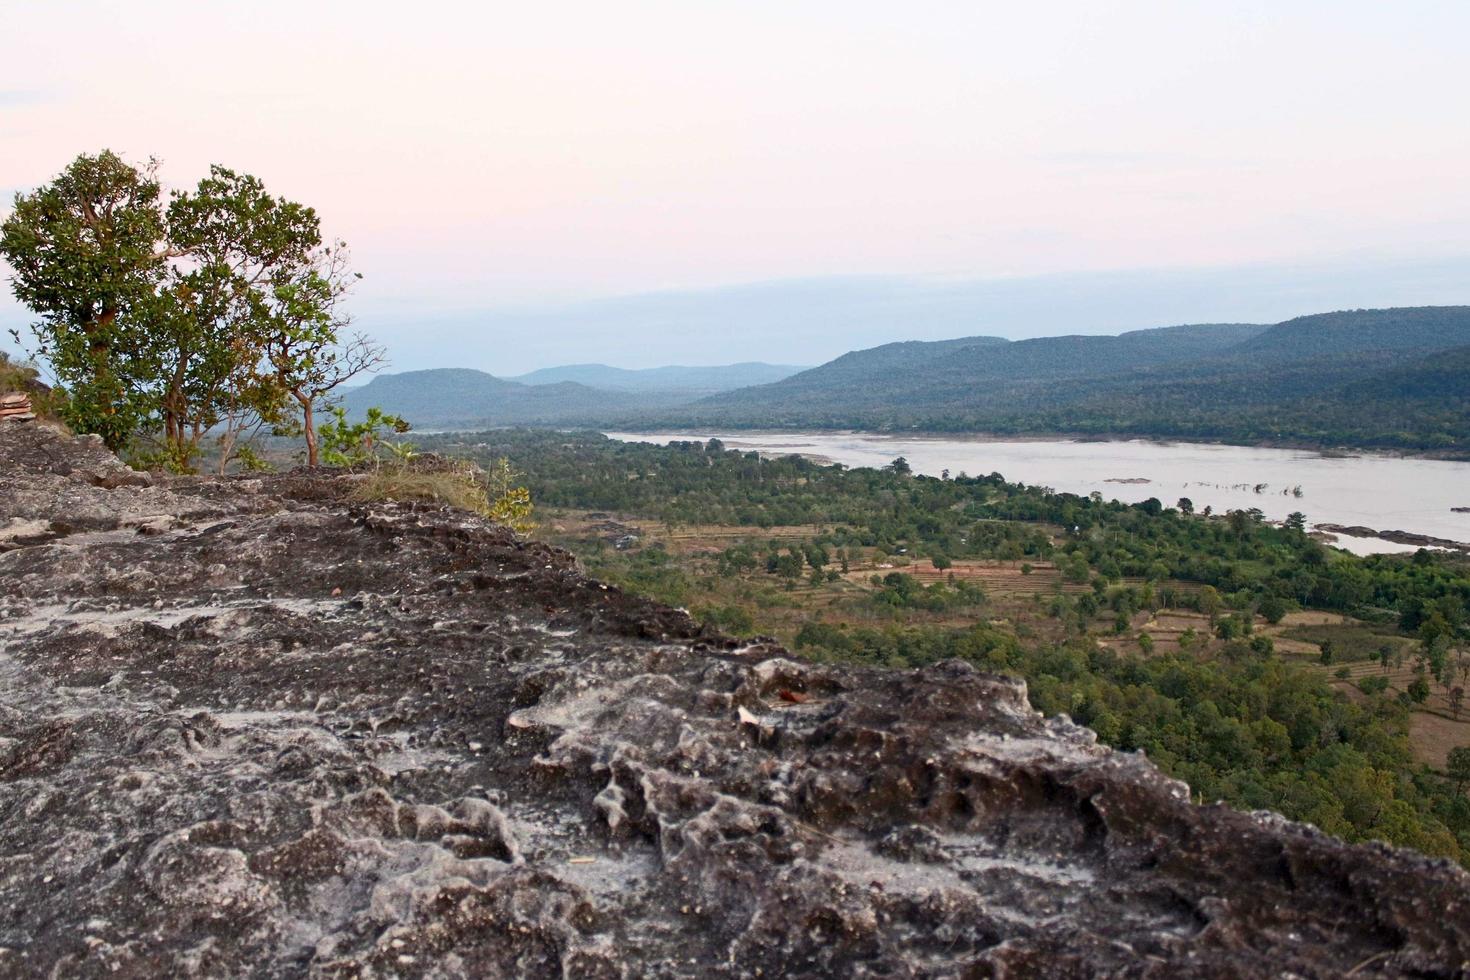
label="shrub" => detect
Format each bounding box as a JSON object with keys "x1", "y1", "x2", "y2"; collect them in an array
[{"x1": 319, "y1": 405, "x2": 410, "y2": 466}]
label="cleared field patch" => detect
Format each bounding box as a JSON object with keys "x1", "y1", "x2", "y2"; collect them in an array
[
  {"x1": 660, "y1": 522, "x2": 827, "y2": 552},
  {"x1": 844, "y1": 559, "x2": 1090, "y2": 598},
  {"x1": 546, "y1": 510, "x2": 826, "y2": 556},
  {"x1": 1277, "y1": 611, "x2": 1355, "y2": 628},
  {"x1": 1127, "y1": 610, "x2": 1216, "y2": 654},
  {"x1": 1406, "y1": 710, "x2": 1470, "y2": 769},
  {"x1": 1275, "y1": 619, "x2": 1414, "y2": 664}
]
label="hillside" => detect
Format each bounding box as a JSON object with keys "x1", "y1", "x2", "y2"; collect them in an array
[
  {"x1": 1235, "y1": 306, "x2": 1470, "y2": 358},
  {"x1": 777, "y1": 335, "x2": 1008, "y2": 387},
  {"x1": 655, "y1": 307, "x2": 1470, "y2": 451},
  {"x1": 4, "y1": 416, "x2": 1469, "y2": 976},
  {"x1": 506, "y1": 361, "x2": 806, "y2": 393},
  {"x1": 683, "y1": 323, "x2": 1263, "y2": 417}
]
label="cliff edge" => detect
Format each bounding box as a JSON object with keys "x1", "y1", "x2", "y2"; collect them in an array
[{"x1": 1, "y1": 418, "x2": 1467, "y2": 977}]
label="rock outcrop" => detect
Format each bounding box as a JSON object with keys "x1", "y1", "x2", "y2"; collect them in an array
[
  {"x1": 1315, "y1": 523, "x2": 1470, "y2": 555},
  {"x1": 2, "y1": 418, "x2": 1468, "y2": 978},
  {"x1": 0, "y1": 394, "x2": 32, "y2": 422}
]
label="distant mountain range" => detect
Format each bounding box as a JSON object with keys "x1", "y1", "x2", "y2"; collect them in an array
[
  {"x1": 505, "y1": 362, "x2": 806, "y2": 393},
  {"x1": 346, "y1": 307, "x2": 1470, "y2": 452},
  {"x1": 657, "y1": 307, "x2": 1470, "y2": 451},
  {"x1": 342, "y1": 362, "x2": 804, "y2": 429}
]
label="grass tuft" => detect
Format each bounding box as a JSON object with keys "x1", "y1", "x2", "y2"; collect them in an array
[{"x1": 353, "y1": 465, "x2": 493, "y2": 517}]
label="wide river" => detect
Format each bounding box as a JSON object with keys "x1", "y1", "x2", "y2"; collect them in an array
[{"x1": 605, "y1": 431, "x2": 1470, "y2": 557}]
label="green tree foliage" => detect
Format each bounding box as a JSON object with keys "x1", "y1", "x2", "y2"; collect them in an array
[
  {"x1": 480, "y1": 457, "x2": 537, "y2": 534},
  {"x1": 2, "y1": 150, "x2": 381, "y2": 468},
  {"x1": 1, "y1": 151, "x2": 169, "y2": 449},
  {"x1": 1448, "y1": 747, "x2": 1470, "y2": 792},
  {"x1": 318, "y1": 405, "x2": 410, "y2": 466},
  {"x1": 147, "y1": 167, "x2": 325, "y2": 468}
]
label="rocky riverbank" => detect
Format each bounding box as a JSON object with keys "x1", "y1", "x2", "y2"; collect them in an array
[
  {"x1": 2, "y1": 418, "x2": 1468, "y2": 977},
  {"x1": 1316, "y1": 522, "x2": 1470, "y2": 554}
]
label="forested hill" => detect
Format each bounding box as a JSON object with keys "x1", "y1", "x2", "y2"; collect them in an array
[
  {"x1": 775, "y1": 335, "x2": 1008, "y2": 388},
  {"x1": 649, "y1": 307, "x2": 1470, "y2": 452},
  {"x1": 1234, "y1": 306, "x2": 1470, "y2": 358}
]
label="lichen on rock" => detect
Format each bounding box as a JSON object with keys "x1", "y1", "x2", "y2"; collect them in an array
[{"x1": 1, "y1": 418, "x2": 1467, "y2": 977}]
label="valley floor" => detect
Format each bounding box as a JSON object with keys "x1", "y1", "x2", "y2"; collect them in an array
[{"x1": 544, "y1": 511, "x2": 1470, "y2": 769}]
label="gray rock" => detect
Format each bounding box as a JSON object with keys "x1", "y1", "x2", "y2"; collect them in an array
[{"x1": 1, "y1": 421, "x2": 1467, "y2": 977}]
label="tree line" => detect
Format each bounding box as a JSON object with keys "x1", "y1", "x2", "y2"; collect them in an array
[{"x1": 1, "y1": 150, "x2": 383, "y2": 469}]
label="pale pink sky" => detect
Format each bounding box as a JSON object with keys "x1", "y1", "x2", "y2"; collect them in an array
[{"x1": 3, "y1": 1, "x2": 1469, "y2": 369}]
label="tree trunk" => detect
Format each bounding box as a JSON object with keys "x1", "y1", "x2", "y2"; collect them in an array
[
  {"x1": 300, "y1": 396, "x2": 318, "y2": 467},
  {"x1": 216, "y1": 428, "x2": 235, "y2": 476}
]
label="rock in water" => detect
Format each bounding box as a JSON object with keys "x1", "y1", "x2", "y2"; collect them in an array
[{"x1": 0, "y1": 421, "x2": 1467, "y2": 977}]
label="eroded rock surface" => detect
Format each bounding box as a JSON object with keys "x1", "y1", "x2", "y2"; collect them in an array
[{"x1": 1, "y1": 419, "x2": 1468, "y2": 978}]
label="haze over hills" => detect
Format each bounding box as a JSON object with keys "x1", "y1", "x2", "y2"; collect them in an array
[
  {"x1": 340, "y1": 368, "x2": 665, "y2": 429},
  {"x1": 342, "y1": 363, "x2": 807, "y2": 429},
  {"x1": 506, "y1": 362, "x2": 806, "y2": 394}
]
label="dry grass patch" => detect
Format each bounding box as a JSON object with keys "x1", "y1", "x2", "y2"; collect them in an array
[
  {"x1": 353, "y1": 467, "x2": 493, "y2": 516},
  {"x1": 1406, "y1": 710, "x2": 1470, "y2": 769}
]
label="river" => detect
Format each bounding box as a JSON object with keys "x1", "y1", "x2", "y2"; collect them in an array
[{"x1": 604, "y1": 431, "x2": 1470, "y2": 557}]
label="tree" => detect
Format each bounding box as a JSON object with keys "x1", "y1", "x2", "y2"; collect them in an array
[
  {"x1": 0, "y1": 150, "x2": 170, "y2": 449},
  {"x1": 259, "y1": 240, "x2": 383, "y2": 466},
  {"x1": 1226, "y1": 509, "x2": 1256, "y2": 538},
  {"x1": 1258, "y1": 594, "x2": 1288, "y2": 625},
  {"x1": 1198, "y1": 585, "x2": 1223, "y2": 624},
  {"x1": 3, "y1": 152, "x2": 380, "y2": 468},
  {"x1": 317, "y1": 405, "x2": 410, "y2": 465},
  {"x1": 886, "y1": 456, "x2": 912, "y2": 475},
  {"x1": 1407, "y1": 674, "x2": 1430, "y2": 704},
  {"x1": 480, "y1": 457, "x2": 536, "y2": 534},
  {"x1": 147, "y1": 166, "x2": 323, "y2": 469},
  {"x1": 1176, "y1": 497, "x2": 1194, "y2": 515},
  {"x1": 211, "y1": 342, "x2": 288, "y2": 474},
  {"x1": 1448, "y1": 746, "x2": 1470, "y2": 793}
]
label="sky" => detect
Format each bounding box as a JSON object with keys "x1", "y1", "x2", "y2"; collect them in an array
[{"x1": 3, "y1": 1, "x2": 1469, "y2": 373}]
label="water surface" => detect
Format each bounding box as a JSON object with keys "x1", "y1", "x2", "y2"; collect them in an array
[{"x1": 605, "y1": 431, "x2": 1470, "y2": 557}]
